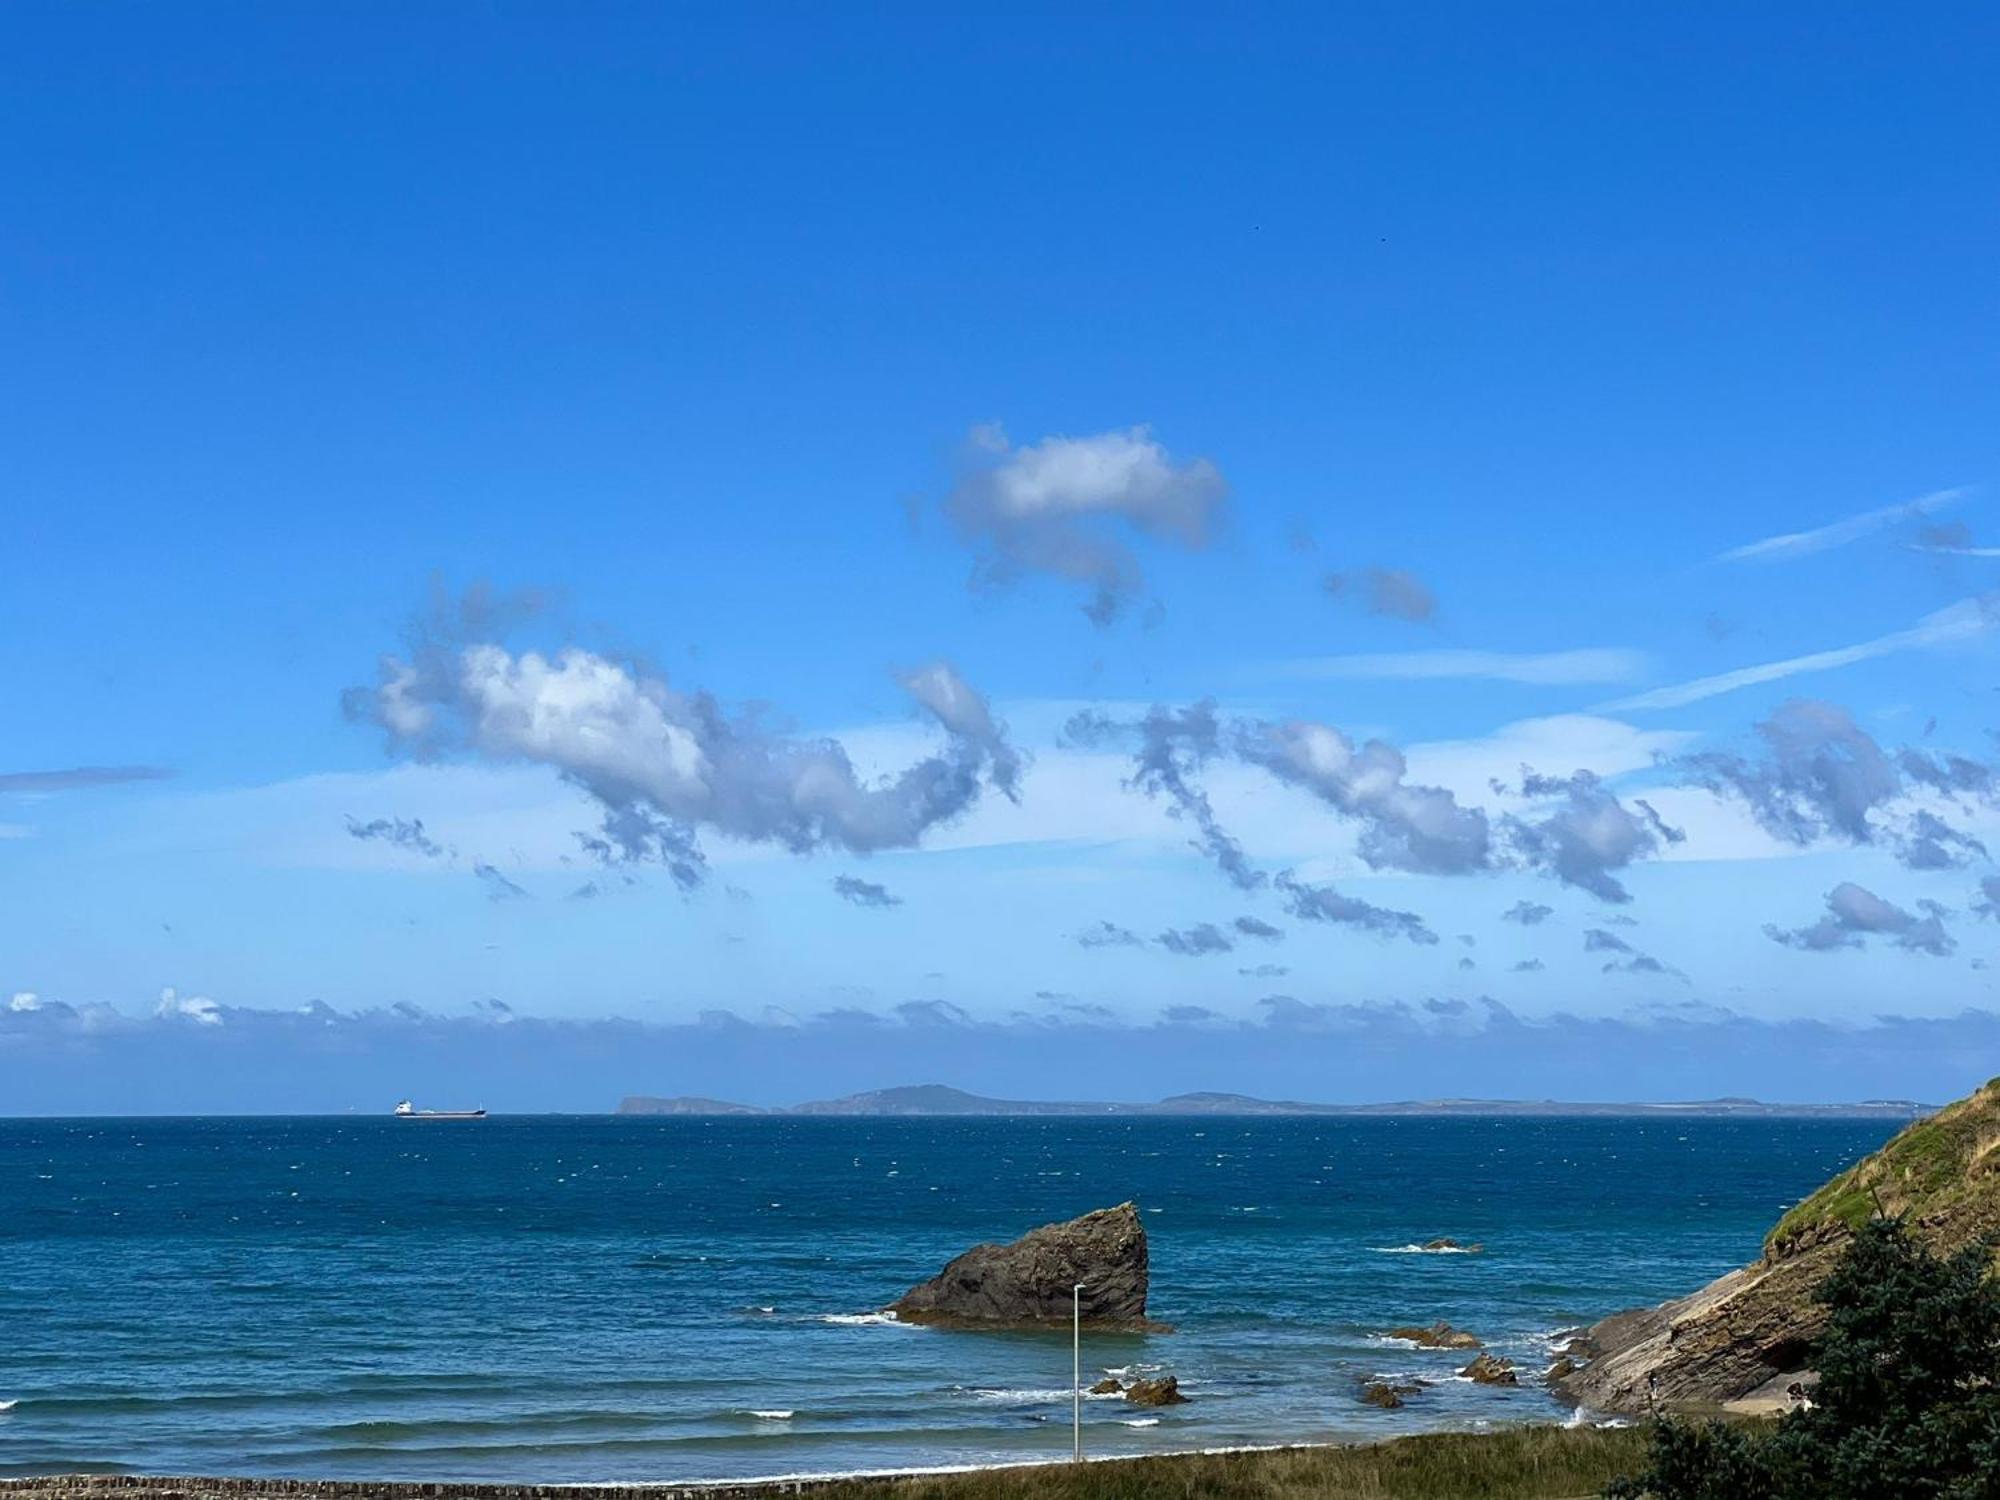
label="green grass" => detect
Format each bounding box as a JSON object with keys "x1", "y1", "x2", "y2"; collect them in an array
[
  {"x1": 816, "y1": 1424, "x2": 1653, "y2": 1500},
  {"x1": 1764, "y1": 1079, "x2": 2000, "y2": 1258}
]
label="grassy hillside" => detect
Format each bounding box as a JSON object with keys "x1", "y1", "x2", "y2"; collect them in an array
[{"x1": 1765, "y1": 1077, "x2": 2000, "y2": 1258}]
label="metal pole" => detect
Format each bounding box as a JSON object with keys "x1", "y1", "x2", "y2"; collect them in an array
[{"x1": 1073, "y1": 1282, "x2": 1085, "y2": 1462}]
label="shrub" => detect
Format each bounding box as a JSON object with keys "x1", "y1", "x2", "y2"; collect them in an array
[{"x1": 1607, "y1": 1217, "x2": 2000, "y2": 1499}]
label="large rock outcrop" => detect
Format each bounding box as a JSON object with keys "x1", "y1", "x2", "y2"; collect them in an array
[
  {"x1": 1555, "y1": 1082, "x2": 1999, "y2": 1414},
  {"x1": 888, "y1": 1202, "x2": 1154, "y2": 1328}
]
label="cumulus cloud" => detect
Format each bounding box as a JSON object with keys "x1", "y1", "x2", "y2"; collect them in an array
[
  {"x1": 1324, "y1": 567, "x2": 1437, "y2": 622},
  {"x1": 1239, "y1": 963, "x2": 1289, "y2": 978},
  {"x1": 1503, "y1": 900, "x2": 1555, "y2": 925},
  {"x1": 1504, "y1": 770, "x2": 1682, "y2": 904},
  {"x1": 1603, "y1": 953, "x2": 1686, "y2": 980},
  {"x1": 0, "y1": 766, "x2": 172, "y2": 792},
  {"x1": 832, "y1": 874, "x2": 902, "y2": 909},
  {"x1": 1077, "y1": 920, "x2": 1143, "y2": 949},
  {"x1": 895, "y1": 661, "x2": 1024, "y2": 802},
  {"x1": 1274, "y1": 871, "x2": 1438, "y2": 945},
  {"x1": 1233, "y1": 915, "x2": 1284, "y2": 941},
  {"x1": 154, "y1": 986, "x2": 222, "y2": 1026},
  {"x1": 1239, "y1": 718, "x2": 1492, "y2": 876},
  {"x1": 1764, "y1": 882, "x2": 1956, "y2": 958},
  {"x1": 346, "y1": 638, "x2": 1020, "y2": 886},
  {"x1": 344, "y1": 815, "x2": 448, "y2": 859},
  {"x1": 1581, "y1": 927, "x2": 1685, "y2": 979},
  {"x1": 941, "y1": 423, "x2": 1227, "y2": 623},
  {"x1": 1685, "y1": 699, "x2": 1993, "y2": 869},
  {"x1": 1080, "y1": 700, "x2": 1682, "y2": 899},
  {"x1": 1511, "y1": 959, "x2": 1545, "y2": 972},
  {"x1": 1157, "y1": 922, "x2": 1234, "y2": 957}
]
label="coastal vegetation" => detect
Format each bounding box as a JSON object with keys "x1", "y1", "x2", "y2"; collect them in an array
[
  {"x1": 1605, "y1": 1216, "x2": 2000, "y2": 1499},
  {"x1": 1556, "y1": 1077, "x2": 2000, "y2": 1414},
  {"x1": 820, "y1": 1425, "x2": 1652, "y2": 1500}
]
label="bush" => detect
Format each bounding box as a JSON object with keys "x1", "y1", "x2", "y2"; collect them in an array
[{"x1": 1607, "y1": 1217, "x2": 2000, "y2": 1499}]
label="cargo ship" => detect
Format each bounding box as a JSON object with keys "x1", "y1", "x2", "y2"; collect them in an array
[{"x1": 393, "y1": 1099, "x2": 487, "y2": 1120}]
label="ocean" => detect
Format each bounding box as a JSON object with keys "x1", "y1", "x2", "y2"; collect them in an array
[{"x1": 0, "y1": 1114, "x2": 1898, "y2": 1483}]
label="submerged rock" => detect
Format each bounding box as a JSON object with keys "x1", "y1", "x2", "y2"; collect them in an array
[
  {"x1": 1359, "y1": 1377, "x2": 1426, "y2": 1409},
  {"x1": 1420, "y1": 1237, "x2": 1484, "y2": 1253},
  {"x1": 1461, "y1": 1353, "x2": 1518, "y2": 1385},
  {"x1": 887, "y1": 1201, "x2": 1154, "y2": 1328},
  {"x1": 1386, "y1": 1320, "x2": 1483, "y2": 1350},
  {"x1": 1088, "y1": 1377, "x2": 1122, "y2": 1395},
  {"x1": 1123, "y1": 1375, "x2": 1188, "y2": 1406}
]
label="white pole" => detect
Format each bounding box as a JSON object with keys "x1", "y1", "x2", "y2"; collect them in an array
[{"x1": 1072, "y1": 1282, "x2": 1085, "y2": 1462}]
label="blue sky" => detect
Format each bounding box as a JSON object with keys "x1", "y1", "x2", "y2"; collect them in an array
[{"x1": 5, "y1": 3, "x2": 2000, "y2": 1111}]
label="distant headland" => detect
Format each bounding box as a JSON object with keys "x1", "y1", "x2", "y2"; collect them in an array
[{"x1": 614, "y1": 1083, "x2": 1931, "y2": 1119}]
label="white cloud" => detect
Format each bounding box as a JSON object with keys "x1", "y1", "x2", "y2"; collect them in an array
[
  {"x1": 943, "y1": 424, "x2": 1227, "y2": 622},
  {"x1": 1602, "y1": 597, "x2": 1998, "y2": 713},
  {"x1": 155, "y1": 986, "x2": 223, "y2": 1026},
  {"x1": 1268, "y1": 648, "x2": 1647, "y2": 687},
  {"x1": 1714, "y1": 487, "x2": 1964, "y2": 564}
]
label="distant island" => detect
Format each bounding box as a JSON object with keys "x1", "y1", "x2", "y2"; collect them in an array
[{"x1": 614, "y1": 1083, "x2": 1931, "y2": 1119}]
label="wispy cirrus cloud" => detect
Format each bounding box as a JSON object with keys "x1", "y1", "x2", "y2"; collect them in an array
[
  {"x1": 0, "y1": 766, "x2": 173, "y2": 793},
  {"x1": 1603, "y1": 596, "x2": 1998, "y2": 712},
  {"x1": 1268, "y1": 648, "x2": 1647, "y2": 687},
  {"x1": 1713, "y1": 487, "x2": 1964, "y2": 564}
]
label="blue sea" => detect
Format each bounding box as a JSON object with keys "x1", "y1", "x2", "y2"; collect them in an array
[{"x1": 0, "y1": 1115, "x2": 1899, "y2": 1483}]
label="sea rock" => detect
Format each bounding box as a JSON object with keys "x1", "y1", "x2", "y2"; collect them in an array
[
  {"x1": 1553, "y1": 1082, "x2": 1994, "y2": 1415},
  {"x1": 887, "y1": 1202, "x2": 1153, "y2": 1328},
  {"x1": 1089, "y1": 1377, "x2": 1122, "y2": 1395},
  {"x1": 1386, "y1": 1320, "x2": 1483, "y2": 1350},
  {"x1": 1421, "y1": 1237, "x2": 1484, "y2": 1253},
  {"x1": 1546, "y1": 1355, "x2": 1579, "y2": 1382},
  {"x1": 1123, "y1": 1375, "x2": 1188, "y2": 1406},
  {"x1": 1461, "y1": 1353, "x2": 1518, "y2": 1385},
  {"x1": 1359, "y1": 1378, "x2": 1426, "y2": 1409}
]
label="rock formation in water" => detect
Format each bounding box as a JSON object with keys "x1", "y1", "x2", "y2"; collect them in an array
[
  {"x1": 1460, "y1": 1353, "x2": 1518, "y2": 1385},
  {"x1": 1555, "y1": 1078, "x2": 2000, "y2": 1414},
  {"x1": 1123, "y1": 1374, "x2": 1188, "y2": 1406},
  {"x1": 887, "y1": 1201, "x2": 1154, "y2": 1328},
  {"x1": 1386, "y1": 1320, "x2": 1483, "y2": 1349}
]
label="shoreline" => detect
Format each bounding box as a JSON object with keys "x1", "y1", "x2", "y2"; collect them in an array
[{"x1": 0, "y1": 1425, "x2": 1647, "y2": 1500}]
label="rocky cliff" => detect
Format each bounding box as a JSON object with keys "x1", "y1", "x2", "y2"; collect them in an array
[
  {"x1": 888, "y1": 1201, "x2": 1154, "y2": 1328},
  {"x1": 1555, "y1": 1077, "x2": 2000, "y2": 1414}
]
